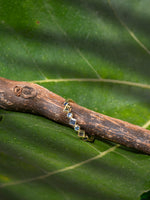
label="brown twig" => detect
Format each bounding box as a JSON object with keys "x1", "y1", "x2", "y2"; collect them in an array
[{"x1": 0, "y1": 77, "x2": 150, "y2": 154}]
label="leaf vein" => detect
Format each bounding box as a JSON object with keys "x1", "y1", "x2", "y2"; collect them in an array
[
  {"x1": 0, "y1": 145, "x2": 118, "y2": 188},
  {"x1": 43, "y1": 0, "x2": 101, "y2": 78},
  {"x1": 107, "y1": 0, "x2": 150, "y2": 56},
  {"x1": 31, "y1": 78, "x2": 150, "y2": 89}
]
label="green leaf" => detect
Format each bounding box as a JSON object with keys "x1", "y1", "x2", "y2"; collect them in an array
[{"x1": 0, "y1": 0, "x2": 150, "y2": 199}]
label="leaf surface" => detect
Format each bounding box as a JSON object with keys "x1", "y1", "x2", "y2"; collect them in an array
[{"x1": 0, "y1": 0, "x2": 150, "y2": 199}]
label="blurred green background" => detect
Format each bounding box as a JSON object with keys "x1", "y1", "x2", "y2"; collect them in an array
[{"x1": 0, "y1": 0, "x2": 150, "y2": 199}]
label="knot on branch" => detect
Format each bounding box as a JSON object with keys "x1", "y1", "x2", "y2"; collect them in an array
[{"x1": 14, "y1": 86, "x2": 37, "y2": 99}]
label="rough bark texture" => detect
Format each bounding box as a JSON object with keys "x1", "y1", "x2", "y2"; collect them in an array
[{"x1": 0, "y1": 77, "x2": 150, "y2": 154}]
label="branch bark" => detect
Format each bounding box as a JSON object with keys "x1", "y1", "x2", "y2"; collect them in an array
[{"x1": 0, "y1": 77, "x2": 150, "y2": 154}]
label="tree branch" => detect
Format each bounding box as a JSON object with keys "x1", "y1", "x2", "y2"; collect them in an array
[{"x1": 0, "y1": 77, "x2": 150, "y2": 154}]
